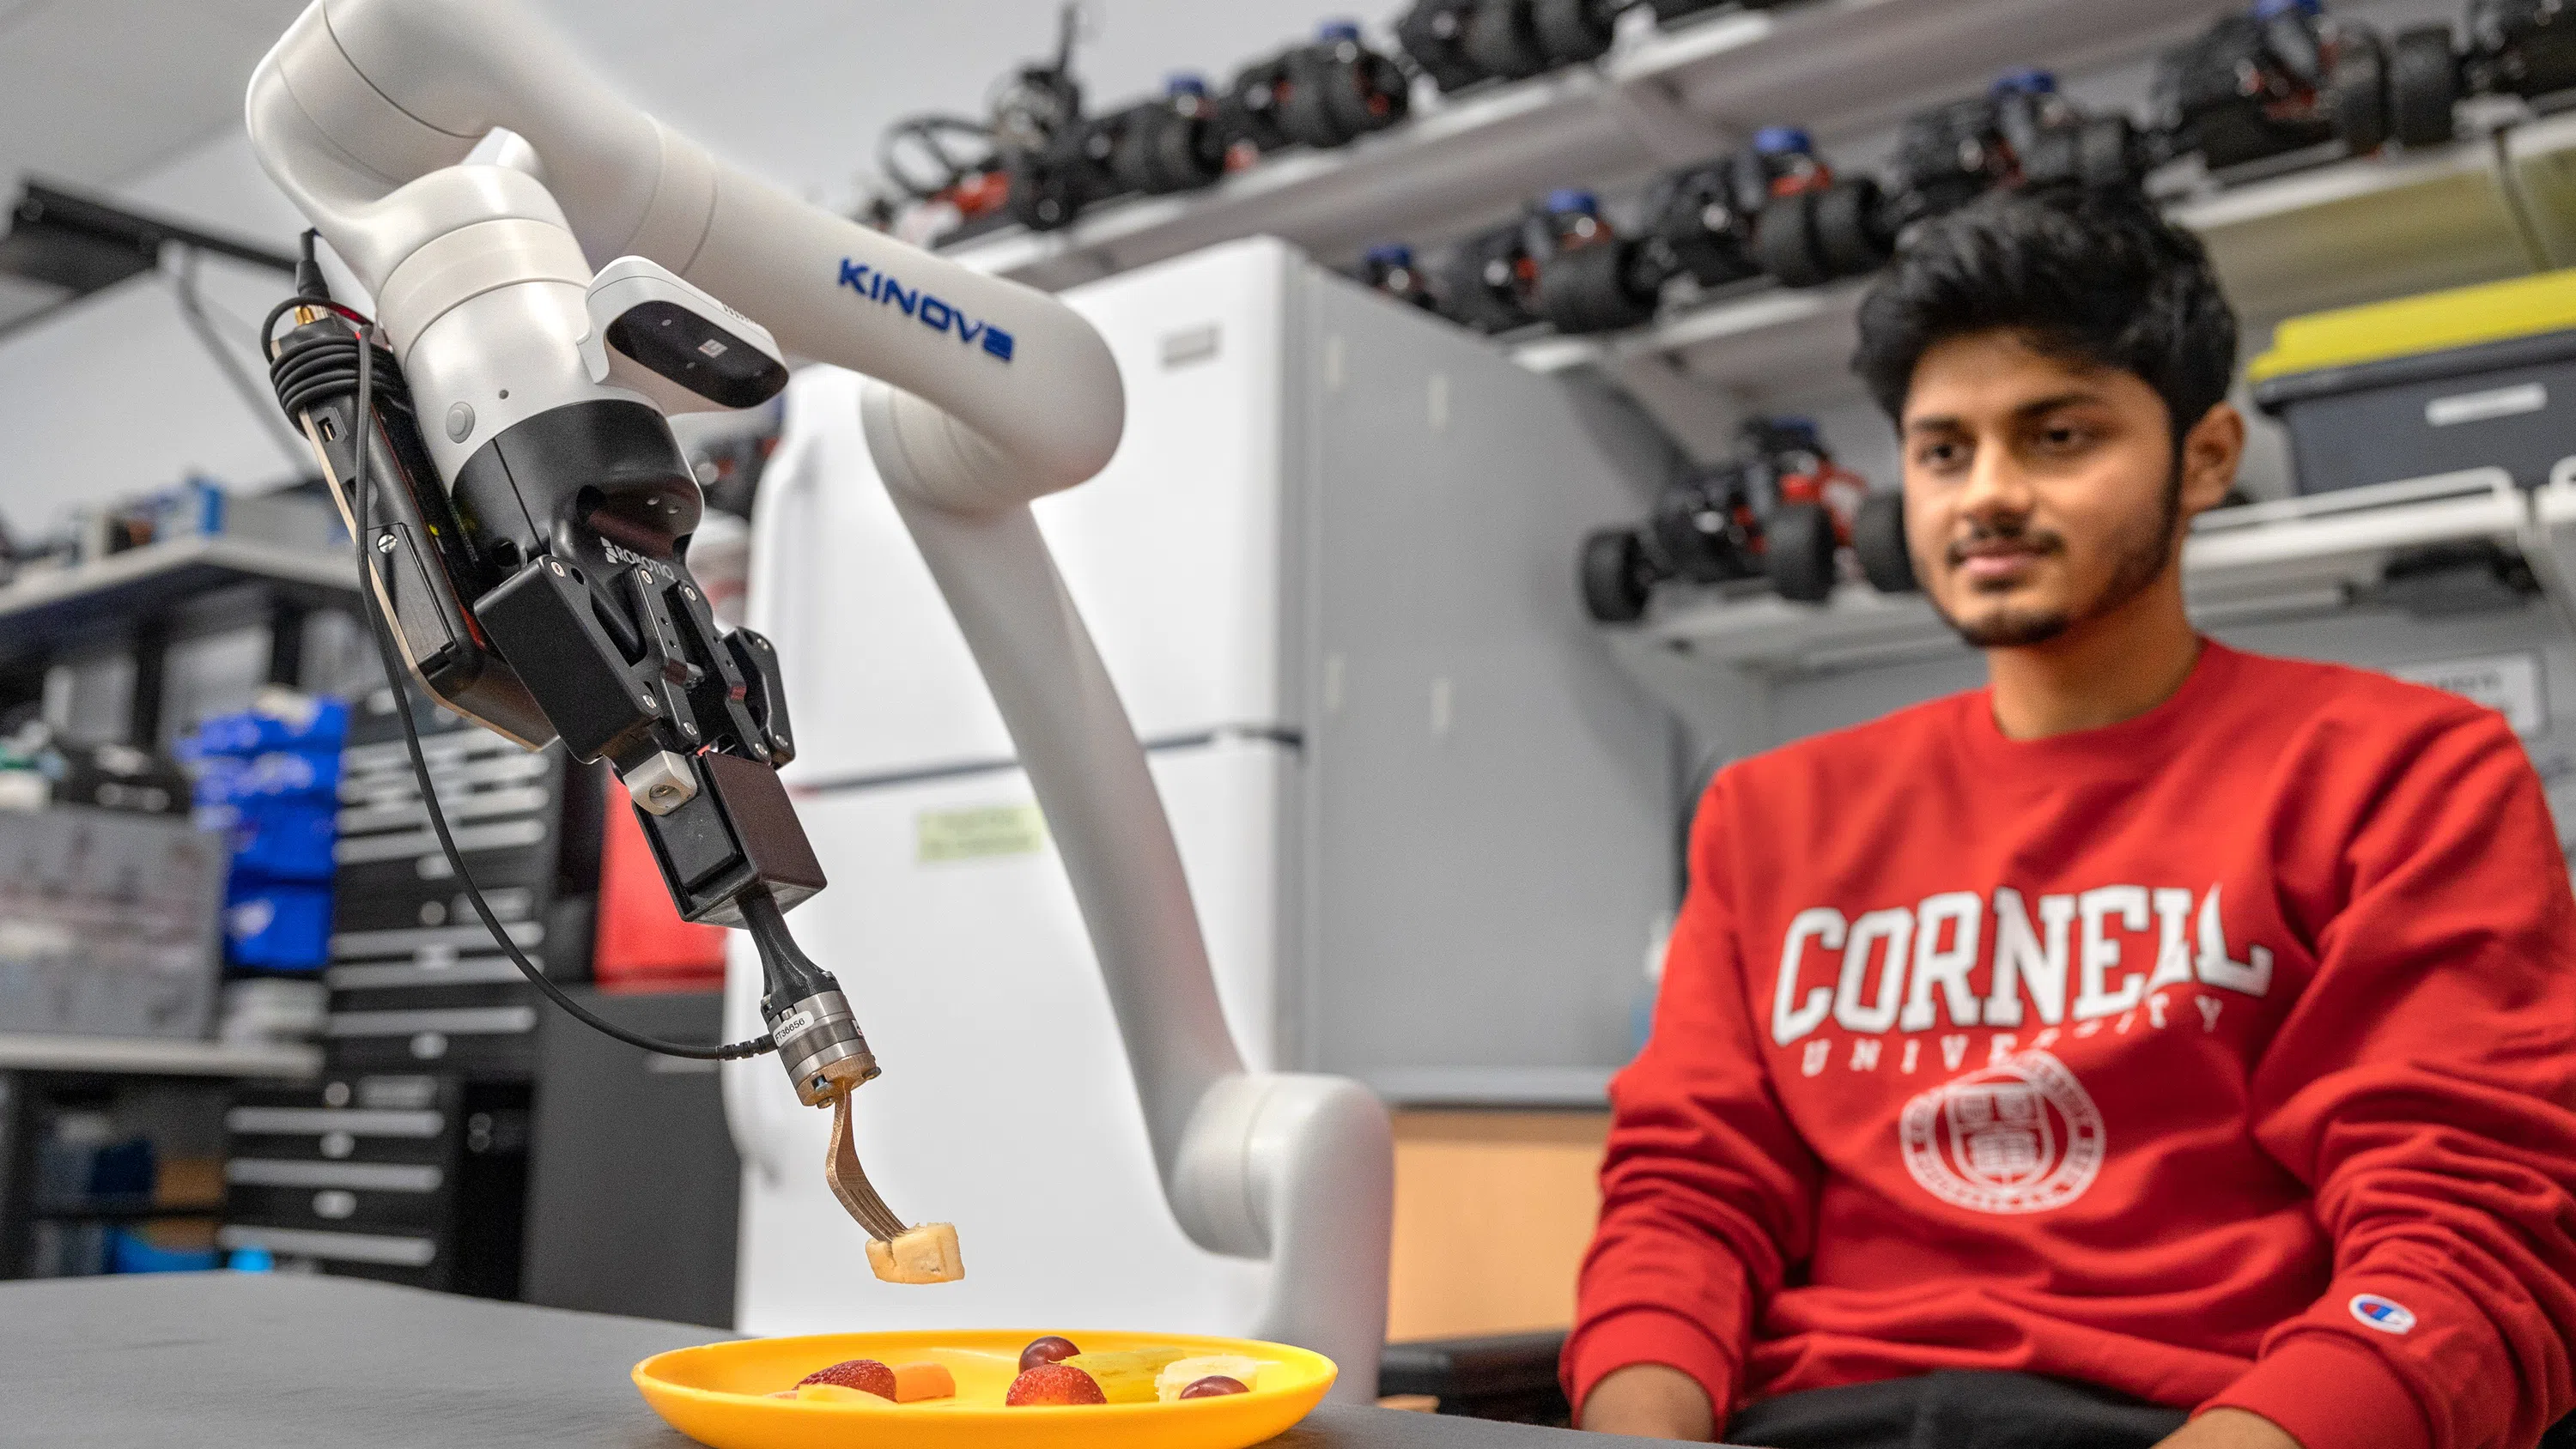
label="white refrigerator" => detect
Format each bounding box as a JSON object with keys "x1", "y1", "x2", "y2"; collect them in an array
[{"x1": 724, "y1": 239, "x2": 1674, "y2": 1347}]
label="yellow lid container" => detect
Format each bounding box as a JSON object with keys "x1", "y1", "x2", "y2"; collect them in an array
[{"x1": 2247, "y1": 268, "x2": 2576, "y2": 384}]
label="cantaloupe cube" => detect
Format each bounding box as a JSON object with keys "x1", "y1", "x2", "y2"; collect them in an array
[{"x1": 892, "y1": 1361, "x2": 957, "y2": 1403}]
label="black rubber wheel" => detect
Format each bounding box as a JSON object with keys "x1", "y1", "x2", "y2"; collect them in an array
[
  {"x1": 1753, "y1": 191, "x2": 1832, "y2": 289},
  {"x1": 1162, "y1": 114, "x2": 1225, "y2": 191},
  {"x1": 1328, "y1": 52, "x2": 1411, "y2": 138},
  {"x1": 1581, "y1": 528, "x2": 1654, "y2": 623},
  {"x1": 1108, "y1": 119, "x2": 1157, "y2": 196},
  {"x1": 1005, "y1": 154, "x2": 1083, "y2": 232},
  {"x1": 1112, "y1": 109, "x2": 1217, "y2": 195},
  {"x1": 1218, "y1": 59, "x2": 1292, "y2": 153},
  {"x1": 2190, "y1": 107, "x2": 2311, "y2": 172},
  {"x1": 1811, "y1": 180, "x2": 1890, "y2": 280},
  {"x1": 1431, "y1": 230, "x2": 1534, "y2": 333},
  {"x1": 1854, "y1": 492, "x2": 1917, "y2": 594},
  {"x1": 2390, "y1": 26, "x2": 2461, "y2": 148},
  {"x1": 1535, "y1": 240, "x2": 1661, "y2": 334},
  {"x1": 2330, "y1": 29, "x2": 2392, "y2": 156},
  {"x1": 1394, "y1": 0, "x2": 1485, "y2": 94},
  {"x1": 1462, "y1": 0, "x2": 1550, "y2": 82},
  {"x1": 1764, "y1": 501, "x2": 1839, "y2": 603},
  {"x1": 2486, "y1": 15, "x2": 2576, "y2": 100},
  {"x1": 2075, "y1": 116, "x2": 2140, "y2": 191},
  {"x1": 1532, "y1": 0, "x2": 1616, "y2": 65},
  {"x1": 1279, "y1": 55, "x2": 1353, "y2": 149}
]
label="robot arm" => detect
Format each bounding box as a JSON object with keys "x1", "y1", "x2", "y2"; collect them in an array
[
  {"x1": 246, "y1": 0, "x2": 1117, "y2": 509},
  {"x1": 248, "y1": 0, "x2": 1388, "y2": 1386}
]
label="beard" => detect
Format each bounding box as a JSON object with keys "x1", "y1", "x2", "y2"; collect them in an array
[{"x1": 1930, "y1": 466, "x2": 2183, "y2": 650}]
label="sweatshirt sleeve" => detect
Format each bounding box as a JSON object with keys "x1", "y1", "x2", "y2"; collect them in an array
[
  {"x1": 1562, "y1": 772, "x2": 1822, "y2": 1422},
  {"x1": 2203, "y1": 708, "x2": 2576, "y2": 1449}
]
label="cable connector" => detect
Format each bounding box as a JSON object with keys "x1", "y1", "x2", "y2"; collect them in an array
[
  {"x1": 293, "y1": 228, "x2": 331, "y2": 303},
  {"x1": 740, "y1": 890, "x2": 877, "y2": 1103}
]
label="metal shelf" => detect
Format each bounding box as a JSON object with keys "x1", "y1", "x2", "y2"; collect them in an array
[
  {"x1": 1518, "y1": 122, "x2": 2565, "y2": 409},
  {"x1": 946, "y1": 0, "x2": 2239, "y2": 290},
  {"x1": 0, "y1": 533, "x2": 356, "y2": 666},
  {"x1": 28, "y1": 1199, "x2": 225, "y2": 1222},
  {"x1": 2171, "y1": 127, "x2": 2542, "y2": 330},
  {"x1": 0, "y1": 1034, "x2": 320, "y2": 1079},
  {"x1": 2502, "y1": 107, "x2": 2576, "y2": 270},
  {"x1": 1617, "y1": 470, "x2": 2538, "y2": 683}
]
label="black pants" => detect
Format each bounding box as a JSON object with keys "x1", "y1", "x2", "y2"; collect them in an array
[{"x1": 1724, "y1": 1371, "x2": 2190, "y2": 1449}]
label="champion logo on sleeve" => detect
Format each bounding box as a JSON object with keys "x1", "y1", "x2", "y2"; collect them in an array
[{"x1": 2349, "y1": 1294, "x2": 2417, "y2": 1334}]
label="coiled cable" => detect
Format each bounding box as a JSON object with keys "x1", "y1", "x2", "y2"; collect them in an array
[{"x1": 261, "y1": 239, "x2": 775, "y2": 1064}]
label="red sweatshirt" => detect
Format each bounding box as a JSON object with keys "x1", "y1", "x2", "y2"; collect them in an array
[{"x1": 1566, "y1": 641, "x2": 2576, "y2": 1449}]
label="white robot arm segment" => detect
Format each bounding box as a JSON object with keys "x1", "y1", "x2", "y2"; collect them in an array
[{"x1": 247, "y1": 0, "x2": 1119, "y2": 510}]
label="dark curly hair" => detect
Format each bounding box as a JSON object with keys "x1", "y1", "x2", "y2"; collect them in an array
[{"x1": 1851, "y1": 189, "x2": 2239, "y2": 442}]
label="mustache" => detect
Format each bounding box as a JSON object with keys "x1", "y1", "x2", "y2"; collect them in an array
[{"x1": 1946, "y1": 519, "x2": 2067, "y2": 567}]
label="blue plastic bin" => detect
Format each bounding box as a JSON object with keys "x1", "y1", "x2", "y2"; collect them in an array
[
  {"x1": 109, "y1": 1228, "x2": 222, "y2": 1274},
  {"x1": 224, "y1": 882, "x2": 334, "y2": 971}
]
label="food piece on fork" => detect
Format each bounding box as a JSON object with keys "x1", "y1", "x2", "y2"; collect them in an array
[
  {"x1": 863, "y1": 1222, "x2": 964, "y2": 1284},
  {"x1": 822, "y1": 1071, "x2": 964, "y2": 1284}
]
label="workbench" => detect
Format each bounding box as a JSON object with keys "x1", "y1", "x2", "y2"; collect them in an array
[{"x1": 0, "y1": 1274, "x2": 1641, "y2": 1447}]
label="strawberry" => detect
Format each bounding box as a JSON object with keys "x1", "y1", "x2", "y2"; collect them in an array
[
  {"x1": 795, "y1": 1359, "x2": 896, "y2": 1400},
  {"x1": 1005, "y1": 1363, "x2": 1107, "y2": 1406}
]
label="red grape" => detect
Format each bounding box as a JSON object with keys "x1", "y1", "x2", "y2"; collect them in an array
[
  {"x1": 1178, "y1": 1375, "x2": 1249, "y2": 1399},
  {"x1": 1018, "y1": 1336, "x2": 1081, "y2": 1372}
]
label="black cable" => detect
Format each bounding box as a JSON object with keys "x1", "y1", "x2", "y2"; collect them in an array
[
  {"x1": 878, "y1": 113, "x2": 996, "y2": 201},
  {"x1": 266, "y1": 268, "x2": 773, "y2": 1063}
]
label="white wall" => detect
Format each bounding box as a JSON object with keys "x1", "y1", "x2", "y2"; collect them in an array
[
  {"x1": 0, "y1": 0, "x2": 1365, "y2": 543},
  {"x1": 0, "y1": 136, "x2": 313, "y2": 542}
]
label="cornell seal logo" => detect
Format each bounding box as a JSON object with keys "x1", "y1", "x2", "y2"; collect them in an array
[{"x1": 1900, "y1": 1050, "x2": 2104, "y2": 1214}]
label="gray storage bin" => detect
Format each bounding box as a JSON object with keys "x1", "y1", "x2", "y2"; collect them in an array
[
  {"x1": 0, "y1": 806, "x2": 224, "y2": 1039},
  {"x1": 2252, "y1": 330, "x2": 2576, "y2": 494}
]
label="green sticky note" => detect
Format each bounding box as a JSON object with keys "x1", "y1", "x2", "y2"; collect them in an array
[{"x1": 915, "y1": 803, "x2": 1048, "y2": 864}]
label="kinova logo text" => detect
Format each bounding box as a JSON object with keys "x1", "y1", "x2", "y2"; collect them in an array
[{"x1": 837, "y1": 260, "x2": 1015, "y2": 361}]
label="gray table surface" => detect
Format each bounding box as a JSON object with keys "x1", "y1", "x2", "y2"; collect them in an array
[{"x1": 0, "y1": 1274, "x2": 1648, "y2": 1448}]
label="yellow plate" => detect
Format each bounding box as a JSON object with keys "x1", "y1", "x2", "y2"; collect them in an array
[{"x1": 634, "y1": 1329, "x2": 1336, "y2": 1449}]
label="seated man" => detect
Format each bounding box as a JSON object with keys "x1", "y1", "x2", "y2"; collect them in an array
[{"x1": 1566, "y1": 190, "x2": 2576, "y2": 1449}]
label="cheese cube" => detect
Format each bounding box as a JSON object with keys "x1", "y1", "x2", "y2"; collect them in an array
[{"x1": 865, "y1": 1222, "x2": 964, "y2": 1284}]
